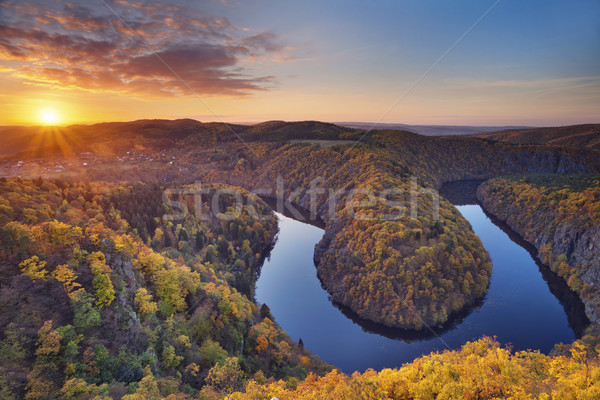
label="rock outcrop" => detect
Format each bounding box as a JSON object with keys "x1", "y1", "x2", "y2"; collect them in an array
[{"x1": 477, "y1": 176, "x2": 600, "y2": 329}]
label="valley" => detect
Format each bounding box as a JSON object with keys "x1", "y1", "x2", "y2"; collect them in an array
[
  {"x1": 2, "y1": 0, "x2": 599, "y2": 397},
  {"x1": 1, "y1": 120, "x2": 599, "y2": 398}
]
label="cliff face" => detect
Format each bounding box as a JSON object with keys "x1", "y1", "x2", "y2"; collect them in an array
[
  {"x1": 246, "y1": 137, "x2": 600, "y2": 331},
  {"x1": 538, "y1": 222, "x2": 600, "y2": 326},
  {"x1": 538, "y1": 221, "x2": 600, "y2": 276},
  {"x1": 477, "y1": 176, "x2": 600, "y2": 328},
  {"x1": 501, "y1": 150, "x2": 594, "y2": 175}
]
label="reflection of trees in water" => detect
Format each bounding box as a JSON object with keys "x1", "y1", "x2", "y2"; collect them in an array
[
  {"x1": 259, "y1": 196, "x2": 325, "y2": 228},
  {"x1": 329, "y1": 295, "x2": 485, "y2": 342},
  {"x1": 439, "y1": 179, "x2": 486, "y2": 206},
  {"x1": 478, "y1": 204, "x2": 589, "y2": 338},
  {"x1": 441, "y1": 179, "x2": 589, "y2": 338},
  {"x1": 259, "y1": 181, "x2": 589, "y2": 342}
]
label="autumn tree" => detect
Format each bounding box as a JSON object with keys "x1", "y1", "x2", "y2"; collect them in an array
[
  {"x1": 88, "y1": 252, "x2": 116, "y2": 308},
  {"x1": 134, "y1": 287, "x2": 158, "y2": 318},
  {"x1": 202, "y1": 357, "x2": 246, "y2": 398},
  {"x1": 19, "y1": 256, "x2": 48, "y2": 281}
]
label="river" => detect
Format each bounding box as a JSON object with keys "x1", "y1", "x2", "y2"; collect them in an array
[{"x1": 255, "y1": 198, "x2": 588, "y2": 373}]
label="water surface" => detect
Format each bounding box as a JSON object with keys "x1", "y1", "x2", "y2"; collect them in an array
[{"x1": 255, "y1": 204, "x2": 586, "y2": 373}]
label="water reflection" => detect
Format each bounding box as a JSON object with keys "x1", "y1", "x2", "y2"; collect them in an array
[
  {"x1": 255, "y1": 183, "x2": 587, "y2": 373},
  {"x1": 440, "y1": 180, "x2": 589, "y2": 337}
]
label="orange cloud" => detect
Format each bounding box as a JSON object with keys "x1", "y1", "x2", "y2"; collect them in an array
[{"x1": 0, "y1": 0, "x2": 292, "y2": 97}]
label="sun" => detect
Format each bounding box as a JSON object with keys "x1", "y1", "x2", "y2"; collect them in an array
[{"x1": 40, "y1": 110, "x2": 59, "y2": 125}]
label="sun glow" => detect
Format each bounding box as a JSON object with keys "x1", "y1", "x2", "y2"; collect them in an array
[{"x1": 40, "y1": 110, "x2": 59, "y2": 125}]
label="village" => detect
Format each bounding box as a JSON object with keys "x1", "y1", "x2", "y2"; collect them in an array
[{"x1": 0, "y1": 150, "x2": 180, "y2": 179}]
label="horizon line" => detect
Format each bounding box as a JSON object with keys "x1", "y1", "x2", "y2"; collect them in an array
[{"x1": 3, "y1": 118, "x2": 600, "y2": 130}]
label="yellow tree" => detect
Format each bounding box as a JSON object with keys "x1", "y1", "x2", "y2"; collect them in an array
[
  {"x1": 19, "y1": 256, "x2": 48, "y2": 281},
  {"x1": 52, "y1": 264, "x2": 82, "y2": 298},
  {"x1": 134, "y1": 288, "x2": 158, "y2": 318}
]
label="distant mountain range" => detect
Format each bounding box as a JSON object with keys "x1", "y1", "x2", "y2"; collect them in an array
[
  {"x1": 1, "y1": 119, "x2": 598, "y2": 160},
  {"x1": 0, "y1": 119, "x2": 356, "y2": 160},
  {"x1": 336, "y1": 122, "x2": 533, "y2": 136},
  {"x1": 474, "y1": 124, "x2": 600, "y2": 150}
]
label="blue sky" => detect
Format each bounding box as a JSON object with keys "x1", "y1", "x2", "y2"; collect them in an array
[
  {"x1": 205, "y1": 0, "x2": 600, "y2": 124},
  {"x1": 1, "y1": 0, "x2": 598, "y2": 125}
]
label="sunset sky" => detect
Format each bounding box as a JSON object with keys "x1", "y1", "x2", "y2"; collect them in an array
[{"x1": 1, "y1": 0, "x2": 599, "y2": 126}]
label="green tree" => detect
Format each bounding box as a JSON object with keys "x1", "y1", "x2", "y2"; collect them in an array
[
  {"x1": 161, "y1": 344, "x2": 183, "y2": 370},
  {"x1": 72, "y1": 291, "x2": 101, "y2": 332},
  {"x1": 122, "y1": 366, "x2": 161, "y2": 400},
  {"x1": 88, "y1": 252, "x2": 115, "y2": 308},
  {"x1": 0, "y1": 323, "x2": 26, "y2": 364}
]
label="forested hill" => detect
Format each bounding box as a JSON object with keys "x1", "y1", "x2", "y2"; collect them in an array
[
  {"x1": 2, "y1": 120, "x2": 600, "y2": 398},
  {"x1": 0, "y1": 120, "x2": 359, "y2": 160},
  {"x1": 477, "y1": 175, "x2": 600, "y2": 327},
  {"x1": 3, "y1": 120, "x2": 600, "y2": 332},
  {"x1": 0, "y1": 120, "x2": 245, "y2": 160},
  {"x1": 338, "y1": 121, "x2": 531, "y2": 136},
  {"x1": 474, "y1": 124, "x2": 600, "y2": 150},
  {"x1": 2, "y1": 119, "x2": 599, "y2": 161},
  {"x1": 0, "y1": 178, "x2": 330, "y2": 399}
]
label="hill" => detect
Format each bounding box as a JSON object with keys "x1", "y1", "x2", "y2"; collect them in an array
[
  {"x1": 1, "y1": 119, "x2": 600, "y2": 398},
  {"x1": 475, "y1": 124, "x2": 600, "y2": 150},
  {"x1": 0, "y1": 178, "x2": 330, "y2": 398},
  {"x1": 337, "y1": 122, "x2": 531, "y2": 136},
  {"x1": 0, "y1": 120, "x2": 247, "y2": 160},
  {"x1": 0, "y1": 120, "x2": 356, "y2": 161}
]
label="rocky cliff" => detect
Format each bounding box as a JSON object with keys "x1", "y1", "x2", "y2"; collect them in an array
[{"x1": 477, "y1": 175, "x2": 600, "y2": 329}]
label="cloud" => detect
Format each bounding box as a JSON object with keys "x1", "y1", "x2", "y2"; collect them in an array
[
  {"x1": 242, "y1": 32, "x2": 283, "y2": 53},
  {"x1": 0, "y1": 0, "x2": 290, "y2": 97}
]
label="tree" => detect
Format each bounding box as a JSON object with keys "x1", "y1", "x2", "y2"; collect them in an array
[
  {"x1": 0, "y1": 323, "x2": 26, "y2": 364},
  {"x1": 203, "y1": 357, "x2": 246, "y2": 398},
  {"x1": 52, "y1": 264, "x2": 81, "y2": 298},
  {"x1": 195, "y1": 232, "x2": 204, "y2": 250},
  {"x1": 161, "y1": 344, "x2": 183, "y2": 370},
  {"x1": 134, "y1": 288, "x2": 158, "y2": 318},
  {"x1": 259, "y1": 304, "x2": 273, "y2": 320},
  {"x1": 36, "y1": 321, "x2": 60, "y2": 358},
  {"x1": 255, "y1": 335, "x2": 269, "y2": 354},
  {"x1": 47, "y1": 220, "x2": 82, "y2": 246},
  {"x1": 19, "y1": 256, "x2": 48, "y2": 281},
  {"x1": 199, "y1": 339, "x2": 228, "y2": 367},
  {"x1": 25, "y1": 367, "x2": 57, "y2": 400},
  {"x1": 152, "y1": 227, "x2": 164, "y2": 248},
  {"x1": 122, "y1": 366, "x2": 161, "y2": 400},
  {"x1": 60, "y1": 378, "x2": 109, "y2": 400},
  {"x1": 88, "y1": 252, "x2": 115, "y2": 308},
  {"x1": 1, "y1": 221, "x2": 31, "y2": 256},
  {"x1": 72, "y1": 291, "x2": 101, "y2": 332}
]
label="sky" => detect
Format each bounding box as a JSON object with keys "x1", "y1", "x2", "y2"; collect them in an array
[{"x1": 0, "y1": 0, "x2": 599, "y2": 126}]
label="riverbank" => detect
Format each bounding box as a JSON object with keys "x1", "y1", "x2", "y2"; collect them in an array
[
  {"x1": 477, "y1": 175, "x2": 600, "y2": 332},
  {"x1": 256, "y1": 206, "x2": 584, "y2": 373}
]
